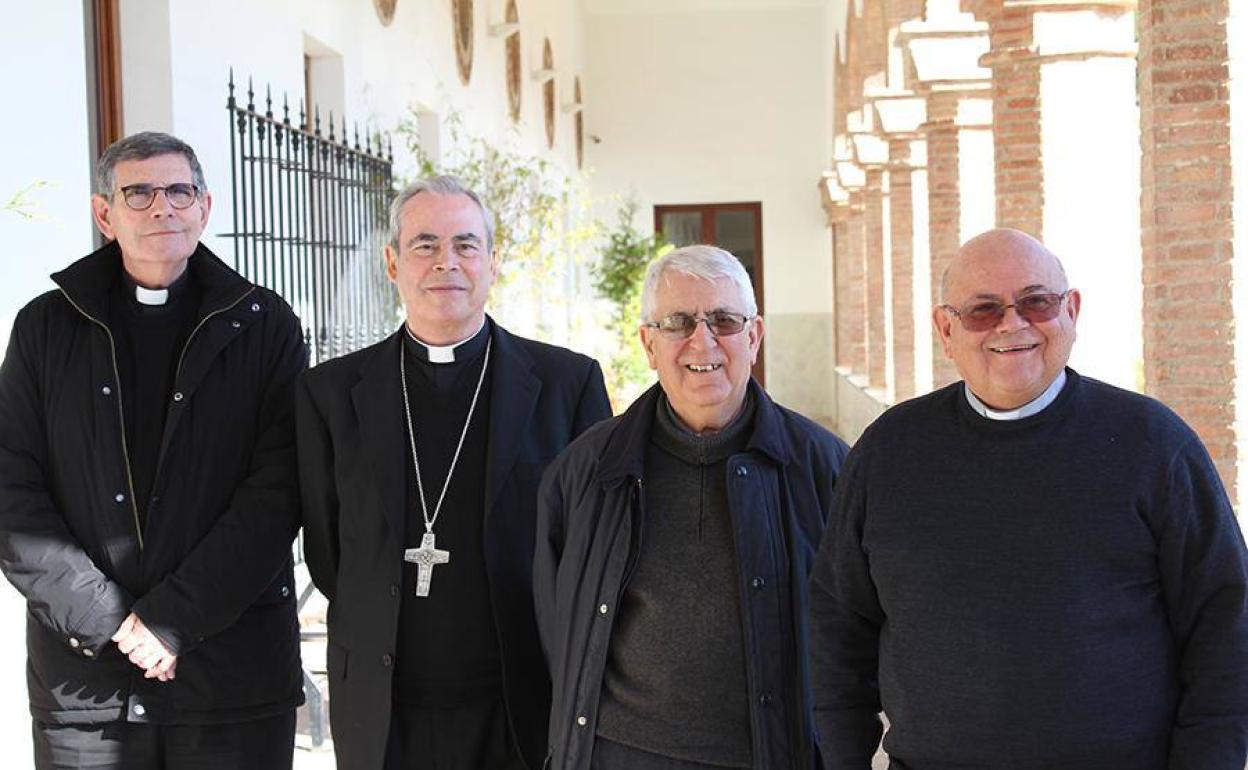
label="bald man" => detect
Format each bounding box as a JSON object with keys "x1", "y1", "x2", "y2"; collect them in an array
[{"x1": 809, "y1": 229, "x2": 1248, "y2": 769}]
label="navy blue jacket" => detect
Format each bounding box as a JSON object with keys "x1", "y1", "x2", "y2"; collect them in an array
[{"x1": 535, "y1": 381, "x2": 849, "y2": 770}]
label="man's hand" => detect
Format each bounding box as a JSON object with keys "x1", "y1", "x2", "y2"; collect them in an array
[{"x1": 112, "y1": 613, "x2": 178, "y2": 681}]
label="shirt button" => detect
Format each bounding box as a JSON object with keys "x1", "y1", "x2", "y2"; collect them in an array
[
  {"x1": 101, "y1": 386, "x2": 111, "y2": 395},
  {"x1": 759, "y1": 694, "x2": 773, "y2": 705},
  {"x1": 133, "y1": 704, "x2": 146, "y2": 716},
  {"x1": 68, "y1": 637, "x2": 80, "y2": 649},
  {"x1": 172, "y1": 392, "x2": 184, "y2": 402},
  {"x1": 735, "y1": 466, "x2": 749, "y2": 477},
  {"x1": 251, "y1": 303, "x2": 261, "y2": 312},
  {"x1": 82, "y1": 648, "x2": 94, "y2": 658},
  {"x1": 390, "y1": 584, "x2": 399, "y2": 597},
  {"x1": 231, "y1": 321, "x2": 241, "y2": 328},
  {"x1": 751, "y1": 577, "x2": 765, "y2": 589},
  {"x1": 114, "y1": 493, "x2": 125, "y2": 503},
  {"x1": 280, "y1": 585, "x2": 290, "y2": 598},
  {"x1": 598, "y1": 604, "x2": 609, "y2": 615},
  {"x1": 381, "y1": 653, "x2": 393, "y2": 667},
  {"x1": 576, "y1": 716, "x2": 588, "y2": 727}
]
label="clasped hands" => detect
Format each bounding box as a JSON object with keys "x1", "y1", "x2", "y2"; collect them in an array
[{"x1": 112, "y1": 613, "x2": 177, "y2": 682}]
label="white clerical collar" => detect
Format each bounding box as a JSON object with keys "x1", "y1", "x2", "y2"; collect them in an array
[
  {"x1": 965, "y1": 370, "x2": 1067, "y2": 421},
  {"x1": 135, "y1": 285, "x2": 169, "y2": 306},
  {"x1": 405, "y1": 320, "x2": 487, "y2": 364}
]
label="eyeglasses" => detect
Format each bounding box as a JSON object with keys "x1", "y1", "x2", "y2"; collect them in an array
[
  {"x1": 941, "y1": 290, "x2": 1071, "y2": 332},
  {"x1": 119, "y1": 183, "x2": 200, "y2": 211},
  {"x1": 644, "y1": 311, "x2": 754, "y2": 340}
]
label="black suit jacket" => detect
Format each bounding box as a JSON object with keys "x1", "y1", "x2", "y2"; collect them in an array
[{"x1": 296, "y1": 319, "x2": 611, "y2": 770}]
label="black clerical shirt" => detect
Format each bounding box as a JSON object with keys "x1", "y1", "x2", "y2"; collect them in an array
[
  {"x1": 395, "y1": 322, "x2": 502, "y2": 707},
  {"x1": 107, "y1": 268, "x2": 201, "y2": 531}
]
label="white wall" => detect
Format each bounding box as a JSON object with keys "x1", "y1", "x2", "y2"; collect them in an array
[
  {"x1": 583, "y1": 0, "x2": 836, "y2": 417},
  {"x1": 0, "y1": 1, "x2": 96, "y2": 358},
  {"x1": 117, "y1": 0, "x2": 588, "y2": 263}
]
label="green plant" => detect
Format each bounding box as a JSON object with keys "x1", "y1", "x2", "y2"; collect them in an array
[
  {"x1": 3, "y1": 182, "x2": 50, "y2": 220},
  {"x1": 592, "y1": 199, "x2": 671, "y2": 403}
]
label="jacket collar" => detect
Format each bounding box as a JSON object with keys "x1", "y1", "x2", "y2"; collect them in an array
[
  {"x1": 596, "y1": 378, "x2": 790, "y2": 485},
  {"x1": 51, "y1": 240, "x2": 254, "y2": 323}
]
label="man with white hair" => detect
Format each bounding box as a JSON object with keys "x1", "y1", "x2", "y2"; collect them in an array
[
  {"x1": 298, "y1": 175, "x2": 611, "y2": 770},
  {"x1": 535, "y1": 244, "x2": 849, "y2": 769}
]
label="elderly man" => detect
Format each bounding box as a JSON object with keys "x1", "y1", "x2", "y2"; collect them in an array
[
  {"x1": 297, "y1": 175, "x2": 611, "y2": 770},
  {"x1": 535, "y1": 244, "x2": 849, "y2": 770},
  {"x1": 0, "y1": 132, "x2": 306, "y2": 769},
  {"x1": 810, "y1": 228, "x2": 1248, "y2": 769}
]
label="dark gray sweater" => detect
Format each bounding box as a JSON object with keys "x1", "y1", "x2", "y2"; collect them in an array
[
  {"x1": 596, "y1": 394, "x2": 755, "y2": 768},
  {"x1": 810, "y1": 369, "x2": 1248, "y2": 769}
]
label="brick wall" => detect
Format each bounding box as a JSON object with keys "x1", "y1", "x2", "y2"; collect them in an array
[{"x1": 1138, "y1": 0, "x2": 1237, "y2": 498}]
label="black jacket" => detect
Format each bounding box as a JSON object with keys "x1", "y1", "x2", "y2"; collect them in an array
[
  {"x1": 0, "y1": 242, "x2": 307, "y2": 725},
  {"x1": 535, "y1": 381, "x2": 849, "y2": 770},
  {"x1": 296, "y1": 322, "x2": 611, "y2": 770}
]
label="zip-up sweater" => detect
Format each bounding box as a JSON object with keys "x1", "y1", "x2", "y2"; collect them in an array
[
  {"x1": 535, "y1": 381, "x2": 850, "y2": 770},
  {"x1": 0, "y1": 241, "x2": 307, "y2": 725}
]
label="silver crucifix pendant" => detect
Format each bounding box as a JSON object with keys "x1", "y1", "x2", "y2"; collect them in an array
[{"x1": 403, "y1": 532, "x2": 450, "y2": 597}]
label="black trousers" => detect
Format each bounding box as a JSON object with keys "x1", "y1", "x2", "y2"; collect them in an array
[
  {"x1": 591, "y1": 738, "x2": 743, "y2": 770},
  {"x1": 384, "y1": 698, "x2": 525, "y2": 770},
  {"x1": 32, "y1": 711, "x2": 295, "y2": 770}
]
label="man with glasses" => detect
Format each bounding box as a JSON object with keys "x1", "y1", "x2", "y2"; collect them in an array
[
  {"x1": 535, "y1": 244, "x2": 849, "y2": 769},
  {"x1": 810, "y1": 228, "x2": 1248, "y2": 768},
  {"x1": 296, "y1": 176, "x2": 611, "y2": 770},
  {"x1": 0, "y1": 132, "x2": 306, "y2": 769}
]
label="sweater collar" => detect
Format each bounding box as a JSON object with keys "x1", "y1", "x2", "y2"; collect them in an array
[{"x1": 596, "y1": 379, "x2": 788, "y2": 484}]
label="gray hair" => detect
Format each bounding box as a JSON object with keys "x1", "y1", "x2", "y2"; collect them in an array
[
  {"x1": 640, "y1": 244, "x2": 758, "y2": 322},
  {"x1": 96, "y1": 132, "x2": 207, "y2": 196},
  {"x1": 388, "y1": 175, "x2": 496, "y2": 252}
]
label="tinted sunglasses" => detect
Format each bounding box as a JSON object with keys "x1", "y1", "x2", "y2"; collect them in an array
[
  {"x1": 941, "y1": 290, "x2": 1071, "y2": 332},
  {"x1": 644, "y1": 311, "x2": 754, "y2": 340}
]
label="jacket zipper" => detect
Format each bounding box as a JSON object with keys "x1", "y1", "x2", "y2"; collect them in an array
[
  {"x1": 57, "y1": 284, "x2": 257, "y2": 552},
  {"x1": 170, "y1": 287, "x2": 255, "y2": 384},
  {"x1": 57, "y1": 289, "x2": 146, "y2": 552},
  {"x1": 147, "y1": 286, "x2": 257, "y2": 507}
]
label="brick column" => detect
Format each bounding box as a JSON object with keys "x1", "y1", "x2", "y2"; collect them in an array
[
  {"x1": 838, "y1": 189, "x2": 869, "y2": 376},
  {"x1": 863, "y1": 168, "x2": 888, "y2": 390},
  {"x1": 1139, "y1": 0, "x2": 1236, "y2": 499},
  {"x1": 900, "y1": 6, "x2": 992, "y2": 388},
  {"x1": 922, "y1": 91, "x2": 964, "y2": 388},
  {"x1": 888, "y1": 139, "x2": 917, "y2": 400},
  {"x1": 971, "y1": 0, "x2": 1044, "y2": 235}
]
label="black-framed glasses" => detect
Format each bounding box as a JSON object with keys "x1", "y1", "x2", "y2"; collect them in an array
[
  {"x1": 644, "y1": 311, "x2": 754, "y2": 340},
  {"x1": 119, "y1": 183, "x2": 200, "y2": 211},
  {"x1": 941, "y1": 290, "x2": 1071, "y2": 332}
]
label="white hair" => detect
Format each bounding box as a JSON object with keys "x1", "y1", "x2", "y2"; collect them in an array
[{"x1": 640, "y1": 244, "x2": 758, "y2": 322}]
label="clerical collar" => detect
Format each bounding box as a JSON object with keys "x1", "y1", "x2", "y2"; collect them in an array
[
  {"x1": 121, "y1": 267, "x2": 193, "y2": 307},
  {"x1": 965, "y1": 369, "x2": 1067, "y2": 421},
  {"x1": 404, "y1": 320, "x2": 489, "y2": 364}
]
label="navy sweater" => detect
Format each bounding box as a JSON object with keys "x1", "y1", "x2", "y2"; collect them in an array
[{"x1": 810, "y1": 369, "x2": 1248, "y2": 769}]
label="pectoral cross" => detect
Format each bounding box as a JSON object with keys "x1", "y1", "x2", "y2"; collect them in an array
[{"x1": 403, "y1": 532, "x2": 450, "y2": 597}]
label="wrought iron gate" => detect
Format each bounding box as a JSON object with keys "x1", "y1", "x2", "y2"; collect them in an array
[{"x1": 225, "y1": 72, "x2": 397, "y2": 364}]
